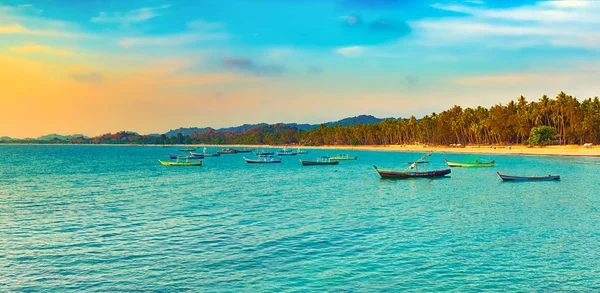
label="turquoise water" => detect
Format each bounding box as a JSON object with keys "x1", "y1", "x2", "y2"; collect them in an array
[{"x1": 2, "y1": 145, "x2": 600, "y2": 292}]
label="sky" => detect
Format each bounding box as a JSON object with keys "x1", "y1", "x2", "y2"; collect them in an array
[{"x1": 1, "y1": 0, "x2": 600, "y2": 137}]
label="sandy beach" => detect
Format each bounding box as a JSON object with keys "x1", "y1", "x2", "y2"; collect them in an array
[{"x1": 294, "y1": 144, "x2": 600, "y2": 157}]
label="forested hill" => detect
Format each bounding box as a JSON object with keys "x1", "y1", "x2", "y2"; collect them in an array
[
  {"x1": 4, "y1": 92, "x2": 599, "y2": 146},
  {"x1": 163, "y1": 115, "x2": 385, "y2": 137}
]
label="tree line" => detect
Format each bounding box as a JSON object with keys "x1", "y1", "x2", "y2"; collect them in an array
[{"x1": 3, "y1": 92, "x2": 599, "y2": 146}]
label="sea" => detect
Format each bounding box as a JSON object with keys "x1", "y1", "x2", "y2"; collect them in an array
[{"x1": 1, "y1": 145, "x2": 600, "y2": 292}]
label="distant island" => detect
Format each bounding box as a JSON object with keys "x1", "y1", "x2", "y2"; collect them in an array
[{"x1": 2, "y1": 92, "x2": 598, "y2": 147}]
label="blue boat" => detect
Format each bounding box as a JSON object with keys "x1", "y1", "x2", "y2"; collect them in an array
[{"x1": 243, "y1": 156, "x2": 282, "y2": 164}]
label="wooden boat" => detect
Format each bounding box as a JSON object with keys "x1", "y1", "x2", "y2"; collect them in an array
[
  {"x1": 168, "y1": 154, "x2": 201, "y2": 160},
  {"x1": 237, "y1": 148, "x2": 253, "y2": 153},
  {"x1": 374, "y1": 153, "x2": 450, "y2": 179},
  {"x1": 159, "y1": 159, "x2": 202, "y2": 166},
  {"x1": 190, "y1": 152, "x2": 205, "y2": 158},
  {"x1": 300, "y1": 156, "x2": 339, "y2": 166},
  {"x1": 178, "y1": 147, "x2": 196, "y2": 152},
  {"x1": 445, "y1": 158, "x2": 494, "y2": 167},
  {"x1": 277, "y1": 147, "x2": 297, "y2": 156},
  {"x1": 296, "y1": 148, "x2": 308, "y2": 154},
  {"x1": 330, "y1": 154, "x2": 357, "y2": 161},
  {"x1": 218, "y1": 148, "x2": 238, "y2": 154},
  {"x1": 201, "y1": 147, "x2": 220, "y2": 157},
  {"x1": 243, "y1": 156, "x2": 282, "y2": 164},
  {"x1": 497, "y1": 172, "x2": 560, "y2": 181},
  {"x1": 254, "y1": 150, "x2": 275, "y2": 156}
]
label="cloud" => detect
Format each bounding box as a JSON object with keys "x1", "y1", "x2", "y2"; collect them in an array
[
  {"x1": 335, "y1": 46, "x2": 364, "y2": 57},
  {"x1": 0, "y1": 24, "x2": 84, "y2": 38},
  {"x1": 187, "y1": 19, "x2": 225, "y2": 30},
  {"x1": 10, "y1": 44, "x2": 71, "y2": 56},
  {"x1": 369, "y1": 19, "x2": 411, "y2": 34},
  {"x1": 307, "y1": 66, "x2": 323, "y2": 74},
  {"x1": 222, "y1": 58, "x2": 284, "y2": 76},
  {"x1": 340, "y1": 15, "x2": 361, "y2": 26},
  {"x1": 413, "y1": 1, "x2": 600, "y2": 49},
  {"x1": 71, "y1": 72, "x2": 103, "y2": 83},
  {"x1": 118, "y1": 32, "x2": 227, "y2": 48},
  {"x1": 91, "y1": 5, "x2": 171, "y2": 24}
]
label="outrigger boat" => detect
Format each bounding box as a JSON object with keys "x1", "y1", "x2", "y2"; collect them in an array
[
  {"x1": 374, "y1": 153, "x2": 450, "y2": 179},
  {"x1": 330, "y1": 154, "x2": 357, "y2": 161},
  {"x1": 168, "y1": 154, "x2": 201, "y2": 160},
  {"x1": 300, "y1": 156, "x2": 339, "y2": 166},
  {"x1": 497, "y1": 172, "x2": 560, "y2": 181},
  {"x1": 159, "y1": 158, "x2": 202, "y2": 166},
  {"x1": 243, "y1": 156, "x2": 282, "y2": 164},
  {"x1": 445, "y1": 158, "x2": 494, "y2": 167}
]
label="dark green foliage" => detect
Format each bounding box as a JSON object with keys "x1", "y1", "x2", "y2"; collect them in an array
[{"x1": 528, "y1": 126, "x2": 556, "y2": 146}]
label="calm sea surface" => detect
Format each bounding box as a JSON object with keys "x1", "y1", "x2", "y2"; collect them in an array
[{"x1": 2, "y1": 145, "x2": 600, "y2": 292}]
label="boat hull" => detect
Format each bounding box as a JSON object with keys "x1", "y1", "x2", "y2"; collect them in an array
[
  {"x1": 159, "y1": 160, "x2": 202, "y2": 166},
  {"x1": 497, "y1": 172, "x2": 560, "y2": 181},
  {"x1": 445, "y1": 159, "x2": 494, "y2": 167},
  {"x1": 374, "y1": 166, "x2": 451, "y2": 179},
  {"x1": 168, "y1": 154, "x2": 201, "y2": 160},
  {"x1": 300, "y1": 160, "x2": 339, "y2": 166}
]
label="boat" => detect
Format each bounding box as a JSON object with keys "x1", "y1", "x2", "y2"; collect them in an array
[
  {"x1": 243, "y1": 156, "x2": 282, "y2": 164},
  {"x1": 300, "y1": 156, "x2": 339, "y2": 166},
  {"x1": 497, "y1": 172, "x2": 560, "y2": 181},
  {"x1": 201, "y1": 147, "x2": 220, "y2": 157},
  {"x1": 189, "y1": 152, "x2": 205, "y2": 158},
  {"x1": 329, "y1": 154, "x2": 357, "y2": 161},
  {"x1": 218, "y1": 148, "x2": 239, "y2": 154},
  {"x1": 277, "y1": 151, "x2": 297, "y2": 156},
  {"x1": 237, "y1": 148, "x2": 253, "y2": 153},
  {"x1": 178, "y1": 146, "x2": 196, "y2": 152},
  {"x1": 254, "y1": 150, "x2": 275, "y2": 156},
  {"x1": 159, "y1": 159, "x2": 202, "y2": 166},
  {"x1": 168, "y1": 154, "x2": 201, "y2": 160},
  {"x1": 374, "y1": 153, "x2": 450, "y2": 179},
  {"x1": 445, "y1": 158, "x2": 494, "y2": 167},
  {"x1": 296, "y1": 148, "x2": 308, "y2": 154}
]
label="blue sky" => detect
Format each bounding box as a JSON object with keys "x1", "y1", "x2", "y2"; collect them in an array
[{"x1": 1, "y1": 0, "x2": 600, "y2": 136}]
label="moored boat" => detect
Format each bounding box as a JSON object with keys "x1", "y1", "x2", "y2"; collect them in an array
[
  {"x1": 277, "y1": 147, "x2": 297, "y2": 156},
  {"x1": 159, "y1": 159, "x2": 202, "y2": 166},
  {"x1": 169, "y1": 154, "x2": 202, "y2": 160},
  {"x1": 300, "y1": 156, "x2": 339, "y2": 166},
  {"x1": 237, "y1": 148, "x2": 253, "y2": 153},
  {"x1": 201, "y1": 147, "x2": 220, "y2": 157},
  {"x1": 445, "y1": 158, "x2": 494, "y2": 167},
  {"x1": 374, "y1": 153, "x2": 450, "y2": 179},
  {"x1": 296, "y1": 148, "x2": 308, "y2": 154},
  {"x1": 178, "y1": 147, "x2": 196, "y2": 152},
  {"x1": 255, "y1": 150, "x2": 275, "y2": 156},
  {"x1": 330, "y1": 154, "x2": 357, "y2": 161},
  {"x1": 218, "y1": 148, "x2": 239, "y2": 154},
  {"x1": 190, "y1": 152, "x2": 205, "y2": 158},
  {"x1": 497, "y1": 172, "x2": 560, "y2": 181},
  {"x1": 243, "y1": 156, "x2": 282, "y2": 164}
]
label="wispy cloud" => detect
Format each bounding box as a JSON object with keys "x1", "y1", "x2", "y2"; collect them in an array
[
  {"x1": 0, "y1": 24, "x2": 85, "y2": 38},
  {"x1": 414, "y1": 1, "x2": 600, "y2": 49},
  {"x1": 10, "y1": 44, "x2": 71, "y2": 56},
  {"x1": 222, "y1": 58, "x2": 284, "y2": 76},
  {"x1": 335, "y1": 46, "x2": 364, "y2": 57},
  {"x1": 91, "y1": 5, "x2": 171, "y2": 24},
  {"x1": 187, "y1": 19, "x2": 225, "y2": 30},
  {"x1": 118, "y1": 32, "x2": 227, "y2": 48}
]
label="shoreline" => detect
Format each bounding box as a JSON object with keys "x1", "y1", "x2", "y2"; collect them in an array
[{"x1": 2, "y1": 143, "x2": 600, "y2": 158}]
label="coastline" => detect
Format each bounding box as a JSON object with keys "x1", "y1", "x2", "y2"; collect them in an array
[{"x1": 3, "y1": 143, "x2": 600, "y2": 158}]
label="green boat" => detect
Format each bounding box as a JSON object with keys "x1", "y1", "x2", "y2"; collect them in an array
[
  {"x1": 444, "y1": 158, "x2": 494, "y2": 167},
  {"x1": 159, "y1": 159, "x2": 202, "y2": 166}
]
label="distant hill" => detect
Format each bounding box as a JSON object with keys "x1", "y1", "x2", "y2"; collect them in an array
[
  {"x1": 163, "y1": 115, "x2": 386, "y2": 137},
  {"x1": 37, "y1": 134, "x2": 88, "y2": 141},
  {"x1": 0, "y1": 136, "x2": 12, "y2": 142}
]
